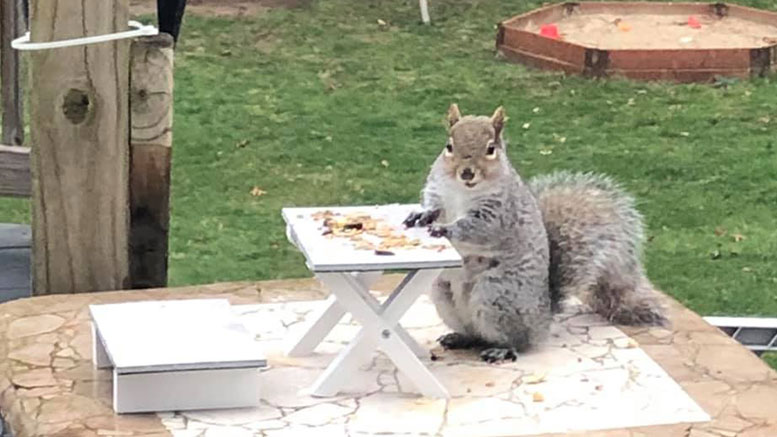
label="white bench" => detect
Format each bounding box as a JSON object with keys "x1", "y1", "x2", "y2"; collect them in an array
[{"x1": 90, "y1": 299, "x2": 267, "y2": 413}]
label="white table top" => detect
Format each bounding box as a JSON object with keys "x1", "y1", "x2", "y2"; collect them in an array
[
  {"x1": 282, "y1": 204, "x2": 462, "y2": 272},
  {"x1": 90, "y1": 299, "x2": 267, "y2": 374}
]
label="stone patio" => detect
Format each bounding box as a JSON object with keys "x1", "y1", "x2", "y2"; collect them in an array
[{"x1": 0, "y1": 276, "x2": 776, "y2": 436}]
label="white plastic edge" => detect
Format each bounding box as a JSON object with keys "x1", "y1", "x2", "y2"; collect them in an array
[{"x1": 11, "y1": 20, "x2": 158, "y2": 51}]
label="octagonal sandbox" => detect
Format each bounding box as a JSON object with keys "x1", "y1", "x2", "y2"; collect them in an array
[{"x1": 496, "y1": 2, "x2": 777, "y2": 82}]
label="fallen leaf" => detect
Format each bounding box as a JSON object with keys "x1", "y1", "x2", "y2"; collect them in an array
[
  {"x1": 250, "y1": 186, "x2": 266, "y2": 197},
  {"x1": 381, "y1": 159, "x2": 390, "y2": 168},
  {"x1": 732, "y1": 233, "x2": 745, "y2": 242},
  {"x1": 532, "y1": 107, "x2": 540, "y2": 113},
  {"x1": 522, "y1": 122, "x2": 531, "y2": 129},
  {"x1": 714, "y1": 226, "x2": 727, "y2": 237},
  {"x1": 377, "y1": 19, "x2": 387, "y2": 26},
  {"x1": 532, "y1": 392, "x2": 544, "y2": 402}
]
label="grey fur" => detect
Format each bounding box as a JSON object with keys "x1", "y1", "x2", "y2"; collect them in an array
[
  {"x1": 413, "y1": 113, "x2": 552, "y2": 359},
  {"x1": 410, "y1": 106, "x2": 666, "y2": 362},
  {"x1": 529, "y1": 170, "x2": 667, "y2": 326}
]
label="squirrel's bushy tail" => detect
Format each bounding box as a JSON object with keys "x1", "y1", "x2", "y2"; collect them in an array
[
  {"x1": 529, "y1": 170, "x2": 667, "y2": 327},
  {"x1": 594, "y1": 275, "x2": 668, "y2": 327}
]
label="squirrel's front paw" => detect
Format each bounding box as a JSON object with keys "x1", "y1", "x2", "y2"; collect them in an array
[
  {"x1": 428, "y1": 225, "x2": 449, "y2": 238},
  {"x1": 403, "y1": 209, "x2": 440, "y2": 228},
  {"x1": 403, "y1": 211, "x2": 423, "y2": 228},
  {"x1": 417, "y1": 209, "x2": 441, "y2": 227}
]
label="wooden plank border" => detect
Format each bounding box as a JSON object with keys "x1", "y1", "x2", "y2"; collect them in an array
[{"x1": 0, "y1": 144, "x2": 30, "y2": 197}]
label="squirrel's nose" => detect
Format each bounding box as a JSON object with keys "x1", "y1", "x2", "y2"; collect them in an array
[{"x1": 460, "y1": 168, "x2": 475, "y2": 181}]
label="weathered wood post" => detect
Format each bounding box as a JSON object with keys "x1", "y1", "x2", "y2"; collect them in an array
[
  {"x1": 28, "y1": 0, "x2": 131, "y2": 294},
  {"x1": 129, "y1": 33, "x2": 174, "y2": 289},
  {"x1": 1, "y1": 0, "x2": 24, "y2": 145}
]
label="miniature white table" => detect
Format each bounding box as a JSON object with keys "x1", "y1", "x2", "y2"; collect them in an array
[
  {"x1": 90, "y1": 299, "x2": 267, "y2": 413},
  {"x1": 282, "y1": 204, "x2": 462, "y2": 398}
]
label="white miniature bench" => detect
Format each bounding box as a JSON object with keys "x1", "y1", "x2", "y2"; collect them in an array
[
  {"x1": 282, "y1": 204, "x2": 461, "y2": 398},
  {"x1": 90, "y1": 299, "x2": 267, "y2": 413}
]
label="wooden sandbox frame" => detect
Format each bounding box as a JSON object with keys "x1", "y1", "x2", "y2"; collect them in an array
[{"x1": 496, "y1": 2, "x2": 777, "y2": 82}]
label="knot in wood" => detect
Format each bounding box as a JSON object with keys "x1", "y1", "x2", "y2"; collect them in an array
[
  {"x1": 62, "y1": 89, "x2": 91, "y2": 124},
  {"x1": 131, "y1": 88, "x2": 151, "y2": 112}
]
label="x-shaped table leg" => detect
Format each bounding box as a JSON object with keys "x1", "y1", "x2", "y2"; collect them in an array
[
  {"x1": 286, "y1": 272, "x2": 427, "y2": 359},
  {"x1": 308, "y1": 269, "x2": 448, "y2": 398}
]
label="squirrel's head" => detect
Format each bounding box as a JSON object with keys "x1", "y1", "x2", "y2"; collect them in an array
[{"x1": 439, "y1": 104, "x2": 507, "y2": 189}]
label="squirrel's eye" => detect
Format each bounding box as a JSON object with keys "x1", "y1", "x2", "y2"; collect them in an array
[
  {"x1": 486, "y1": 145, "x2": 496, "y2": 155},
  {"x1": 445, "y1": 144, "x2": 453, "y2": 155}
]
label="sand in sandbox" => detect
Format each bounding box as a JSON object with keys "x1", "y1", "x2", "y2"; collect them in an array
[{"x1": 523, "y1": 12, "x2": 777, "y2": 50}]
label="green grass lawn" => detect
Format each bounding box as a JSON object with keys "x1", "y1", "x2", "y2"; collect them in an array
[{"x1": 2, "y1": 0, "x2": 776, "y2": 321}]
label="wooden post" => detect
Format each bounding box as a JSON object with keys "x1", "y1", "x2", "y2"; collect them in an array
[
  {"x1": 29, "y1": 0, "x2": 131, "y2": 294},
  {"x1": 1, "y1": 0, "x2": 24, "y2": 145},
  {"x1": 129, "y1": 34, "x2": 174, "y2": 289}
]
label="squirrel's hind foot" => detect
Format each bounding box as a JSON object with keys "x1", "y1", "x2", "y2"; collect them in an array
[
  {"x1": 437, "y1": 332, "x2": 486, "y2": 350},
  {"x1": 480, "y1": 347, "x2": 518, "y2": 363}
]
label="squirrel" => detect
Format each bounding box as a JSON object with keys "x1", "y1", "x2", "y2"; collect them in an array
[{"x1": 404, "y1": 104, "x2": 666, "y2": 363}]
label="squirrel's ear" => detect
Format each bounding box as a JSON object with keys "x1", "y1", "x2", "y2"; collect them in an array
[
  {"x1": 447, "y1": 103, "x2": 461, "y2": 128},
  {"x1": 491, "y1": 106, "x2": 506, "y2": 138}
]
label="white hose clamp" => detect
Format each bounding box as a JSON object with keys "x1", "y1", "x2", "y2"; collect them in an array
[{"x1": 12, "y1": 20, "x2": 158, "y2": 51}]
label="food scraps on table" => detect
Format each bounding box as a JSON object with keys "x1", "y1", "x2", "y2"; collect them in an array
[{"x1": 311, "y1": 210, "x2": 451, "y2": 256}]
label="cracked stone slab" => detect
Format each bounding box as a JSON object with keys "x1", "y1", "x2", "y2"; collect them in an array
[
  {"x1": 0, "y1": 275, "x2": 774, "y2": 437},
  {"x1": 161, "y1": 296, "x2": 710, "y2": 436}
]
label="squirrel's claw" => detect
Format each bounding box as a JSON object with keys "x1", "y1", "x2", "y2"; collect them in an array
[{"x1": 480, "y1": 347, "x2": 518, "y2": 363}]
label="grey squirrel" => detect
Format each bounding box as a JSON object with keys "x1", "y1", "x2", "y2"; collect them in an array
[{"x1": 404, "y1": 104, "x2": 666, "y2": 363}]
